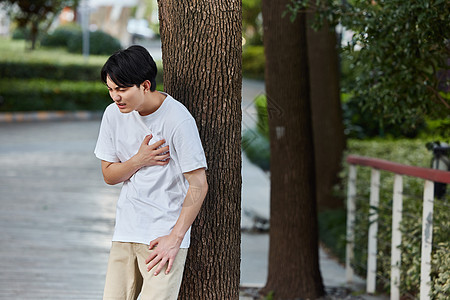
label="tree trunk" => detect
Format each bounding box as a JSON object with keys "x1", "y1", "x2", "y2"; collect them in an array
[
  {"x1": 306, "y1": 12, "x2": 346, "y2": 210},
  {"x1": 157, "y1": 1, "x2": 242, "y2": 299},
  {"x1": 261, "y1": 0, "x2": 325, "y2": 299},
  {"x1": 30, "y1": 20, "x2": 39, "y2": 50}
]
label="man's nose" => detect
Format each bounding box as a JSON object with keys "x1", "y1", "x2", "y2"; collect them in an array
[{"x1": 112, "y1": 93, "x2": 121, "y2": 101}]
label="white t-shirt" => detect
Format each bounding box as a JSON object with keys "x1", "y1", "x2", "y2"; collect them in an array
[{"x1": 94, "y1": 94, "x2": 207, "y2": 248}]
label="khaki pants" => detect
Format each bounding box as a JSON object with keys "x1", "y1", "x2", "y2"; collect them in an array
[{"x1": 103, "y1": 242, "x2": 188, "y2": 300}]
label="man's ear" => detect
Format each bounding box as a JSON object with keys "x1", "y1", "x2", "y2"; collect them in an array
[{"x1": 142, "y1": 80, "x2": 152, "y2": 92}]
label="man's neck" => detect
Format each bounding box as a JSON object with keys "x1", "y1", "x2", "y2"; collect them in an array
[{"x1": 138, "y1": 91, "x2": 167, "y2": 116}]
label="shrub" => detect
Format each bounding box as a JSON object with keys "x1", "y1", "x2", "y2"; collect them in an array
[
  {"x1": 0, "y1": 79, "x2": 111, "y2": 111},
  {"x1": 242, "y1": 93, "x2": 270, "y2": 171},
  {"x1": 242, "y1": 129, "x2": 270, "y2": 172},
  {"x1": 41, "y1": 24, "x2": 81, "y2": 48},
  {"x1": 342, "y1": 97, "x2": 427, "y2": 139},
  {"x1": 11, "y1": 27, "x2": 29, "y2": 40},
  {"x1": 67, "y1": 30, "x2": 122, "y2": 56},
  {"x1": 0, "y1": 79, "x2": 165, "y2": 112},
  {"x1": 0, "y1": 61, "x2": 102, "y2": 81},
  {"x1": 242, "y1": 45, "x2": 265, "y2": 79}
]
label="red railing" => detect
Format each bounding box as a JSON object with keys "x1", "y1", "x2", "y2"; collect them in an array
[{"x1": 347, "y1": 155, "x2": 450, "y2": 184}]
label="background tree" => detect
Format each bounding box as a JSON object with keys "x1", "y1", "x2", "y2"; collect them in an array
[
  {"x1": 157, "y1": 0, "x2": 242, "y2": 299},
  {"x1": 1, "y1": 0, "x2": 78, "y2": 49},
  {"x1": 287, "y1": 0, "x2": 450, "y2": 132},
  {"x1": 261, "y1": 0, "x2": 325, "y2": 298},
  {"x1": 306, "y1": 5, "x2": 346, "y2": 210}
]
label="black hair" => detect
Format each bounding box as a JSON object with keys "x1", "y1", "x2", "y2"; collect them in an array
[{"x1": 101, "y1": 45, "x2": 157, "y2": 91}]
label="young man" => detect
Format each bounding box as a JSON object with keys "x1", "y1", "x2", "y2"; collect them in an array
[{"x1": 94, "y1": 45, "x2": 208, "y2": 300}]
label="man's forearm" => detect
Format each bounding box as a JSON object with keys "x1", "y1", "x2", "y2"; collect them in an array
[
  {"x1": 101, "y1": 156, "x2": 142, "y2": 185},
  {"x1": 101, "y1": 136, "x2": 170, "y2": 185},
  {"x1": 170, "y1": 169, "x2": 208, "y2": 241}
]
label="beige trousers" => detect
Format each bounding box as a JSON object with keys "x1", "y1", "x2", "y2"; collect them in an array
[{"x1": 103, "y1": 242, "x2": 188, "y2": 300}]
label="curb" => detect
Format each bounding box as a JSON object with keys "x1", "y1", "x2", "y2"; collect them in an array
[{"x1": 0, "y1": 111, "x2": 103, "y2": 123}]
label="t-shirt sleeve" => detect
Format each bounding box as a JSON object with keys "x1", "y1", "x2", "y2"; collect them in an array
[
  {"x1": 94, "y1": 109, "x2": 120, "y2": 163},
  {"x1": 172, "y1": 118, "x2": 208, "y2": 173}
]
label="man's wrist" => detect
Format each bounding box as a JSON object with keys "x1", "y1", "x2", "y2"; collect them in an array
[
  {"x1": 169, "y1": 230, "x2": 185, "y2": 244},
  {"x1": 129, "y1": 154, "x2": 144, "y2": 170}
]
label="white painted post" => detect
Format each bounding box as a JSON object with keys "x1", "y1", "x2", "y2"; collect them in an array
[
  {"x1": 420, "y1": 180, "x2": 434, "y2": 300},
  {"x1": 367, "y1": 169, "x2": 380, "y2": 294},
  {"x1": 391, "y1": 175, "x2": 403, "y2": 300},
  {"x1": 346, "y1": 165, "x2": 357, "y2": 283}
]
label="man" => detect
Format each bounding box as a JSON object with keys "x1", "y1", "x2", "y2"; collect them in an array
[{"x1": 94, "y1": 45, "x2": 208, "y2": 299}]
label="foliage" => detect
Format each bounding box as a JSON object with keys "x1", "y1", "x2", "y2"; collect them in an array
[
  {"x1": 424, "y1": 117, "x2": 450, "y2": 138},
  {"x1": 247, "y1": 88, "x2": 429, "y2": 141},
  {"x1": 67, "y1": 30, "x2": 122, "y2": 56},
  {"x1": 285, "y1": 0, "x2": 450, "y2": 132},
  {"x1": 0, "y1": 77, "x2": 165, "y2": 112},
  {"x1": 242, "y1": 129, "x2": 270, "y2": 172},
  {"x1": 318, "y1": 209, "x2": 347, "y2": 261},
  {"x1": 254, "y1": 94, "x2": 270, "y2": 138},
  {"x1": 242, "y1": 0, "x2": 263, "y2": 46},
  {"x1": 40, "y1": 24, "x2": 121, "y2": 56},
  {"x1": 0, "y1": 61, "x2": 102, "y2": 81},
  {"x1": 1, "y1": 37, "x2": 164, "y2": 83},
  {"x1": 40, "y1": 23, "x2": 81, "y2": 48},
  {"x1": 431, "y1": 247, "x2": 450, "y2": 299},
  {"x1": 11, "y1": 26, "x2": 33, "y2": 40},
  {"x1": 242, "y1": 45, "x2": 265, "y2": 79},
  {"x1": 242, "y1": 94, "x2": 270, "y2": 171},
  {"x1": 0, "y1": 37, "x2": 107, "y2": 65},
  {"x1": 0, "y1": 0, "x2": 79, "y2": 49},
  {"x1": 0, "y1": 79, "x2": 111, "y2": 111},
  {"x1": 0, "y1": 37, "x2": 165, "y2": 112},
  {"x1": 342, "y1": 97, "x2": 427, "y2": 139}
]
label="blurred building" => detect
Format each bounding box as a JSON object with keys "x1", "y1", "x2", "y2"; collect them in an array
[
  {"x1": 0, "y1": 3, "x2": 10, "y2": 36},
  {"x1": 88, "y1": 0, "x2": 157, "y2": 46}
]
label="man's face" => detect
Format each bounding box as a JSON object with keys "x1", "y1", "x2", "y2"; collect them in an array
[{"x1": 106, "y1": 76, "x2": 145, "y2": 114}]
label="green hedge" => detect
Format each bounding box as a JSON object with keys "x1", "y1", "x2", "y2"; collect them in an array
[
  {"x1": 41, "y1": 25, "x2": 122, "y2": 56},
  {"x1": 0, "y1": 79, "x2": 111, "y2": 111},
  {"x1": 242, "y1": 45, "x2": 265, "y2": 79},
  {"x1": 40, "y1": 24, "x2": 82, "y2": 48},
  {"x1": 0, "y1": 60, "x2": 164, "y2": 84},
  {"x1": 0, "y1": 79, "x2": 166, "y2": 112},
  {"x1": 0, "y1": 62, "x2": 102, "y2": 81},
  {"x1": 67, "y1": 30, "x2": 122, "y2": 55}
]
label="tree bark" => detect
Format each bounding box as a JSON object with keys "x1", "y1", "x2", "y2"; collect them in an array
[
  {"x1": 306, "y1": 12, "x2": 346, "y2": 210},
  {"x1": 261, "y1": 0, "x2": 325, "y2": 299},
  {"x1": 157, "y1": 1, "x2": 242, "y2": 299}
]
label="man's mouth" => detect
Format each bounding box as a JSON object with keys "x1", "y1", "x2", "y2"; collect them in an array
[{"x1": 116, "y1": 103, "x2": 126, "y2": 108}]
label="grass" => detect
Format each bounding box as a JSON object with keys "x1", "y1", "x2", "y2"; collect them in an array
[{"x1": 0, "y1": 37, "x2": 108, "y2": 66}]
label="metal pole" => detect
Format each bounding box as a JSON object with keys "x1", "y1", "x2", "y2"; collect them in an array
[{"x1": 81, "y1": 0, "x2": 90, "y2": 61}]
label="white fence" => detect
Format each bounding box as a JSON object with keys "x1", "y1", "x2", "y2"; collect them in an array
[{"x1": 345, "y1": 155, "x2": 450, "y2": 300}]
